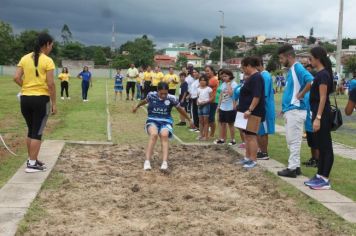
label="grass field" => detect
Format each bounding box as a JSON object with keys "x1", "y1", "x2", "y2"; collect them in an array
[{"x1": 0, "y1": 75, "x2": 355, "y2": 234}]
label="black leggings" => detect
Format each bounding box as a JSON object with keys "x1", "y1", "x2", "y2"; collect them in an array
[
  {"x1": 61, "y1": 81, "x2": 69, "y2": 97},
  {"x1": 190, "y1": 98, "x2": 199, "y2": 128},
  {"x1": 143, "y1": 81, "x2": 151, "y2": 99},
  {"x1": 312, "y1": 105, "x2": 334, "y2": 178},
  {"x1": 126, "y1": 81, "x2": 136, "y2": 95},
  {"x1": 21, "y1": 96, "x2": 50, "y2": 140}
]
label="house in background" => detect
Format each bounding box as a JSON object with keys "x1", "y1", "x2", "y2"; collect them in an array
[
  {"x1": 154, "y1": 55, "x2": 176, "y2": 68},
  {"x1": 179, "y1": 52, "x2": 203, "y2": 67}
]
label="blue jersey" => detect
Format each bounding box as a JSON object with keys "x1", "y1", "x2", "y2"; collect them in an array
[
  {"x1": 146, "y1": 92, "x2": 180, "y2": 124},
  {"x1": 349, "y1": 79, "x2": 356, "y2": 92},
  {"x1": 114, "y1": 74, "x2": 124, "y2": 86},
  {"x1": 304, "y1": 92, "x2": 313, "y2": 132},
  {"x1": 79, "y1": 71, "x2": 91, "y2": 82},
  {"x1": 261, "y1": 71, "x2": 275, "y2": 120},
  {"x1": 282, "y1": 62, "x2": 313, "y2": 113}
]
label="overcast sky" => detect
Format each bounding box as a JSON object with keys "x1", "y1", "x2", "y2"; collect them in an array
[{"x1": 1, "y1": 0, "x2": 355, "y2": 48}]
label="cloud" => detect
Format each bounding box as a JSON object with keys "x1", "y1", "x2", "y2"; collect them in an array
[{"x1": 0, "y1": 0, "x2": 354, "y2": 48}]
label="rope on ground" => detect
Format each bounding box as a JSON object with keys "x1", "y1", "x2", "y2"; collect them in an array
[{"x1": 0, "y1": 133, "x2": 17, "y2": 156}]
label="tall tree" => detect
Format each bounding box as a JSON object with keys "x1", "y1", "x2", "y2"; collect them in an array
[
  {"x1": 61, "y1": 42, "x2": 84, "y2": 60},
  {"x1": 0, "y1": 21, "x2": 16, "y2": 64},
  {"x1": 344, "y1": 56, "x2": 356, "y2": 74},
  {"x1": 61, "y1": 24, "x2": 72, "y2": 45},
  {"x1": 201, "y1": 38, "x2": 211, "y2": 46},
  {"x1": 120, "y1": 36, "x2": 155, "y2": 67},
  {"x1": 308, "y1": 27, "x2": 316, "y2": 45}
]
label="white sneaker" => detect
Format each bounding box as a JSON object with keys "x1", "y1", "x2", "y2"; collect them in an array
[
  {"x1": 144, "y1": 160, "x2": 151, "y2": 171},
  {"x1": 61, "y1": 97, "x2": 64, "y2": 100},
  {"x1": 160, "y1": 161, "x2": 168, "y2": 170},
  {"x1": 67, "y1": 97, "x2": 71, "y2": 100}
]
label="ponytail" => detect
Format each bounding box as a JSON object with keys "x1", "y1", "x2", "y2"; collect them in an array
[
  {"x1": 310, "y1": 46, "x2": 334, "y2": 92},
  {"x1": 33, "y1": 32, "x2": 54, "y2": 77}
]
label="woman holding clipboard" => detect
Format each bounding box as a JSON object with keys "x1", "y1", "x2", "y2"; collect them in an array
[{"x1": 236, "y1": 57, "x2": 265, "y2": 169}]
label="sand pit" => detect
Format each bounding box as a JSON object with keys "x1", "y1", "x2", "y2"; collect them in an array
[{"x1": 23, "y1": 144, "x2": 335, "y2": 235}]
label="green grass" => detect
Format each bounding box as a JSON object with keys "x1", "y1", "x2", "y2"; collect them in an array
[
  {"x1": 265, "y1": 171, "x2": 356, "y2": 234},
  {"x1": 0, "y1": 75, "x2": 108, "y2": 189},
  {"x1": 274, "y1": 92, "x2": 356, "y2": 147}
]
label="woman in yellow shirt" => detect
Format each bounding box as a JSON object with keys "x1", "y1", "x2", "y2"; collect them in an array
[
  {"x1": 58, "y1": 67, "x2": 70, "y2": 100},
  {"x1": 13, "y1": 32, "x2": 56, "y2": 173},
  {"x1": 164, "y1": 67, "x2": 179, "y2": 95},
  {"x1": 151, "y1": 66, "x2": 164, "y2": 92},
  {"x1": 143, "y1": 66, "x2": 153, "y2": 99}
]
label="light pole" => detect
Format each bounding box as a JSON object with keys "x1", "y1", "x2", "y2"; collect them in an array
[
  {"x1": 336, "y1": 0, "x2": 344, "y2": 83},
  {"x1": 219, "y1": 10, "x2": 225, "y2": 69}
]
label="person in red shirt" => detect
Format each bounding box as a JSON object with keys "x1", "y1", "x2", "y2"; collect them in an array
[{"x1": 205, "y1": 66, "x2": 219, "y2": 138}]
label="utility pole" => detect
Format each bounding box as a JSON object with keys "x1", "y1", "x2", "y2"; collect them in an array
[
  {"x1": 336, "y1": 0, "x2": 344, "y2": 83},
  {"x1": 111, "y1": 22, "x2": 116, "y2": 54},
  {"x1": 219, "y1": 10, "x2": 225, "y2": 69}
]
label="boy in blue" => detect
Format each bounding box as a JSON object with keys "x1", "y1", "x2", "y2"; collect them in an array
[
  {"x1": 77, "y1": 66, "x2": 92, "y2": 102},
  {"x1": 257, "y1": 63, "x2": 275, "y2": 160},
  {"x1": 133, "y1": 82, "x2": 193, "y2": 172},
  {"x1": 114, "y1": 68, "x2": 124, "y2": 101},
  {"x1": 277, "y1": 45, "x2": 313, "y2": 178}
]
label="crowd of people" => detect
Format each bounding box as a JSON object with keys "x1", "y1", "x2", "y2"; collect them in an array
[{"x1": 13, "y1": 33, "x2": 356, "y2": 192}]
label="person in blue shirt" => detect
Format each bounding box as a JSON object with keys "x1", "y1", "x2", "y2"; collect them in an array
[
  {"x1": 256, "y1": 62, "x2": 275, "y2": 160},
  {"x1": 77, "y1": 66, "x2": 92, "y2": 102},
  {"x1": 348, "y1": 71, "x2": 356, "y2": 93},
  {"x1": 133, "y1": 82, "x2": 193, "y2": 172},
  {"x1": 277, "y1": 45, "x2": 313, "y2": 178},
  {"x1": 215, "y1": 69, "x2": 238, "y2": 145},
  {"x1": 114, "y1": 68, "x2": 124, "y2": 101}
]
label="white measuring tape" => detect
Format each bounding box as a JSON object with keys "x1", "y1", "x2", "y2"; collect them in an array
[{"x1": 0, "y1": 134, "x2": 17, "y2": 156}]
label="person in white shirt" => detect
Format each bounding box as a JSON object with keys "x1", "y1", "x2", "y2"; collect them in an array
[
  {"x1": 188, "y1": 68, "x2": 200, "y2": 131},
  {"x1": 197, "y1": 74, "x2": 213, "y2": 140},
  {"x1": 126, "y1": 63, "x2": 139, "y2": 100}
]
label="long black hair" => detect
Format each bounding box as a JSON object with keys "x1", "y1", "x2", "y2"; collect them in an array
[
  {"x1": 310, "y1": 46, "x2": 334, "y2": 92},
  {"x1": 34, "y1": 32, "x2": 53, "y2": 77}
]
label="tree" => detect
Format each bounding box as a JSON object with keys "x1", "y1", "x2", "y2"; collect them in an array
[
  {"x1": 61, "y1": 24, "x2": 72, "y2": 45},
  {"x1": 201, "y1": 38, "x2": 211, "y2": 46},
  {"x1": 266, "y1": 53, "x2": 280, "y2": 72},
  {"x1": 318, "y1": 42, "x2": 337, "y2": 53},
  {"x1": 308, "y1": 27, "x2": 316, "y2": 45},
  {"x1": 0, "y1": 21, "x2": 16, "y2": 64},
  {"x1": 176, "y1": 55, "x2": 188, "y2": 69},
  {"x1": 61, "y1": 42, "x2": 84, "y2": 60},
  {"x1": 112, "y1": 54, "x2": 130, "y2": 69},
  {"x1": 342, "y1": 38, "x2": 356, "y2": 49},
  {"x1": 344, "y1": 56, "x2": 356, "y2": 74},
  {"x1": 120, "y1": 36, "x2": 155, "y2": 67},
  {"x1": 93, "y1": 47, "x2": 107, "y2": 65}
]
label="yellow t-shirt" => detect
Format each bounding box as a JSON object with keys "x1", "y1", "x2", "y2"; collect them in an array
[
  {"x1": 58, "y1": 73, "x2": 70, "y2": 82},
  {"x1": 143, "y1": 71, "x2": 154, "y2": 82},
  {"x1": 17, "y1": 52, "x2": 55, "y2": 96},
  {"x1": 164, "y1": 73, "x2": 179, "y2": 89},
  {"x1": 151, "y1": 72, "x2": 164, "y2": 86}
]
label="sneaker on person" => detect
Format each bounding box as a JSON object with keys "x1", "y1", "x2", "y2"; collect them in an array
[
  {"x1": 213, "y1": 139, "x2": 225, "y2": 145},
  {"x1": 277, "y1": 168, "x2": 297, "y2": 178},
  {"x1": 238, "y1": 143, "x2": 246, "y2": 149},
  {"x1": 160, "y1": 161, "x2": 168, "y2": 171},
  {"x1": 189, "y1": 128, "x2": 196, "y2": 132},
  {"x1": 235, "y1": 157, "x2": 250, "y2": 165},
  {"x1": 67, "y1": 97, "x2": 71, "y2": 100},
  {"x1": 303, "y1": 157, "x2": 318, "y2": 168},
  {"x1": 176, "y1": 121, "x2": 186, "y2": 126},
  {"x1": 143, "y1": 160, "x2": 151, "y2": 171},
  {"x1": 27, "y1": 160, "x2": 47, "y2": 169},
  {"x1": 257, "y1": 152, "x2": 269, "y2": 160},
  {"x1": 26, "y1": 161, "x2": 46, "y2": 173},
  {"x1": 194, "y1": 129, "x2": 200, "y2": 133},
  {"x1": 309, "y1": 179, "x2": 331, "y2": 190},
  {"x1": 228, "y1": 140, "x2": 237, "y2": 146},
  {"x1": 61, "y1": 97, "x2": 64, "y2": 100},
  {"x1": 304, "y1": 175, "x2": 320, "y2": 186},
  {"x1": 243, "y1": 160, "x2": 257, "y2": 169},
  {"x1": 296, "y1": 167, "x2": 302, "y2": 176}
]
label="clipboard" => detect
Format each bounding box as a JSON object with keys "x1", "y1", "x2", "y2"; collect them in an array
[{"x1": 234, "y1": 112, "x2": 261, "y2": 133}]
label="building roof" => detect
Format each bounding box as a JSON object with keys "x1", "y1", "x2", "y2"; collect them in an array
[{"x1": 179, "y1": 52, "x2": 202, "y2": 60}]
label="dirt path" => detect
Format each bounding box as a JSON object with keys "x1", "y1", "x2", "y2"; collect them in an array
[{"x1": 23, "y1": 144, "x2": 335, "y2": 235}]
